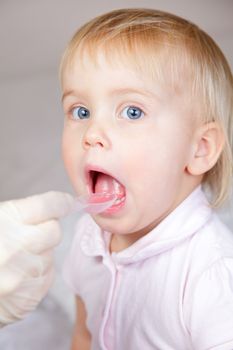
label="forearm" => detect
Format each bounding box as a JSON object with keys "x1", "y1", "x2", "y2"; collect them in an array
[
  {"x1": 71, "y1": 296, "x2": 91, "y2": 350},
  {"x1": 71, "y1": 332, "x2": 91, "y2": 350}
]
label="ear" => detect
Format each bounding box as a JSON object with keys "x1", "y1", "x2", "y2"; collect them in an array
[{"x1": 186, "y1": 122, "x2": 225, "y2": 176}]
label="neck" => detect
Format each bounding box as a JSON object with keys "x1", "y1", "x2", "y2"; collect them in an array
[{"x1": 110, "y1": 181, "x2": 202, "y2": 253}]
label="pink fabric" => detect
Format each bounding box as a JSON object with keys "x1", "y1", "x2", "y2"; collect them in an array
[{"x1": 63, "y1": 187, "x2": 233, "y2": 349}]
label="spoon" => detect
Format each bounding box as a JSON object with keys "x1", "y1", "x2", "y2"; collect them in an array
[{"x1": 73, "y1": 192, "x2": 116, "y2": 214}]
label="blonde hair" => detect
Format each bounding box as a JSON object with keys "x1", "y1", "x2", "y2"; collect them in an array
[{"x1": 60, "y1": 8, "x2": 233, "y2": 207}]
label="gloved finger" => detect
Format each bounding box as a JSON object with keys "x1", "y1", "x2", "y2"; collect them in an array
[
  {"x1": 0, "y1": 220, "x2": 61, "y2": 264},
  {"x1": 0, "y1": 220, "x2": 61, "y2": 260},
  {"x1": 23, "y1": 220, "x2": 62, "y2": 254},
  {"x1": 2, "y1": 191, "x2": 75, "y2": 225},
  {"x1": 0, "y1": 266, "x2": 54, "y2": 325},
  {"x1": 20, "y1": 265, "x2": 55, "y2": 303},
  {"x1": 0, "y1": 251, "x2": 53, "y2": 296},
  {"x1": 23, "y1": 250, "x2": 54, "y2": 278},
  {"x1": 25, "y1": 265, "x2": 54, "y2": 300},
  {"x1": 0, "y1": 268, "x2": 22, "y2": 297},
  {"x1": 40, "y1": 265, "x2": 54, "y2": 296}
]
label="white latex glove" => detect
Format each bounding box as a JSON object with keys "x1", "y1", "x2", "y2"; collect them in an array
[{"x1": 0, "y1": 191, "x2": 74, "y2": 328}]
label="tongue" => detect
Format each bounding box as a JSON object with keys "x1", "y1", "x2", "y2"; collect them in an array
[{"x1": 95, "y1": 173, "x2": 125, "y2": 197}]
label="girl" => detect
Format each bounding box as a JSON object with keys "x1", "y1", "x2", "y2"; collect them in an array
[{"x1": 61, "y1": 8, "x2": 233, "y2": 349}]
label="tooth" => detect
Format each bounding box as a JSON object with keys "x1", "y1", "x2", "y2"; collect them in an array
[{"x1": 114, "y1": 196, "x2": 125, "y2": 205}]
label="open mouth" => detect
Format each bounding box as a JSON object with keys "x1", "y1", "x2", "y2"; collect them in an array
[
  {"x1": 90, "y1": 170, "x2": 99, "y2": 193},
  {"x1": 87, "y1": 169, "x2": 126, "y2": 209}
]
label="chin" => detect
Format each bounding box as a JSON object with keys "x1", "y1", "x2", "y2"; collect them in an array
[{"x1": 91, "y1": 213, "x2": 144, "y2": 236}]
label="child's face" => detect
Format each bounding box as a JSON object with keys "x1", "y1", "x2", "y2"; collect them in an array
[{"x1": 62, "y1": 50, "x2": 200, "y2": 236}]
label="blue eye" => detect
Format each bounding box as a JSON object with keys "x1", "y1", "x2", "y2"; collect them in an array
[
  {"x1": 121, "y1": 106, "x2": 144, "y2": 120},
  {"x1": 71, "y1": 106, "x2": 90, "y2": 120}
]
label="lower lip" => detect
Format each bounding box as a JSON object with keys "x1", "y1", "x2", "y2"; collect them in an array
[{"x1": 101, "y1": 195, "x2": 126, "y2": 215}]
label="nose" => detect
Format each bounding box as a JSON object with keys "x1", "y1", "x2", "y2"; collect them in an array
[{"x1": 82, "y1": 121, "x2": 111, "y2": 150}]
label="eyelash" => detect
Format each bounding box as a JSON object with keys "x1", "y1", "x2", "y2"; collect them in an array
[
  {"x1": 69, "y1": 106, "x2": 90, "y2": 120},
  {"x1": 120, "y1": 106, "x2": 145, "y2": 120},
  {"x1": 67, "y1": 104, "x2": 146, "y2": 121}
]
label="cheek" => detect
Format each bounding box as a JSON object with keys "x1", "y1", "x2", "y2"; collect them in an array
[
  {"x1": 62, "y1": 128, "x2": 87, "y2": 195},
  {"x1": 118, "y1": 139, "x2": 158, "y2": 197},
  {"x1": 62, "y1": 130, "x2": 80, "y2": 183},
  {"x1": 120, "y1": 130, "x2": 189, "y2": 192},
  {"x1": 62, "y1": 132, "x2": 72, "y2": 169}
]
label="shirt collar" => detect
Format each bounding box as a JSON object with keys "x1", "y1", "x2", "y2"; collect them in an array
[{"x1": 81, "y1": 186, "x2": 212, "y2": 265}]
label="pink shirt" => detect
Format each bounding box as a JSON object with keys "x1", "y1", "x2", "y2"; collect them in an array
[{"x1": 63, "y1": 187, "x2": 233, "y2": 349}]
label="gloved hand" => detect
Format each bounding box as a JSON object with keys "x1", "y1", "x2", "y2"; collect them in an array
[{"x1": 0, "y1": 191, "x2": 74, "y2": 328}]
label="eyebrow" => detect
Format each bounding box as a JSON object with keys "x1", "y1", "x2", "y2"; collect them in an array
[
  {"x1": 62, "y1": 90, "x2": 76, "y2": 103},
  {"x1": 109, "y1": 87, "x2": 158, "y2": 99},
  {"x1": 62, "y1": 87, "x2": 159, "y2": 103}
]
